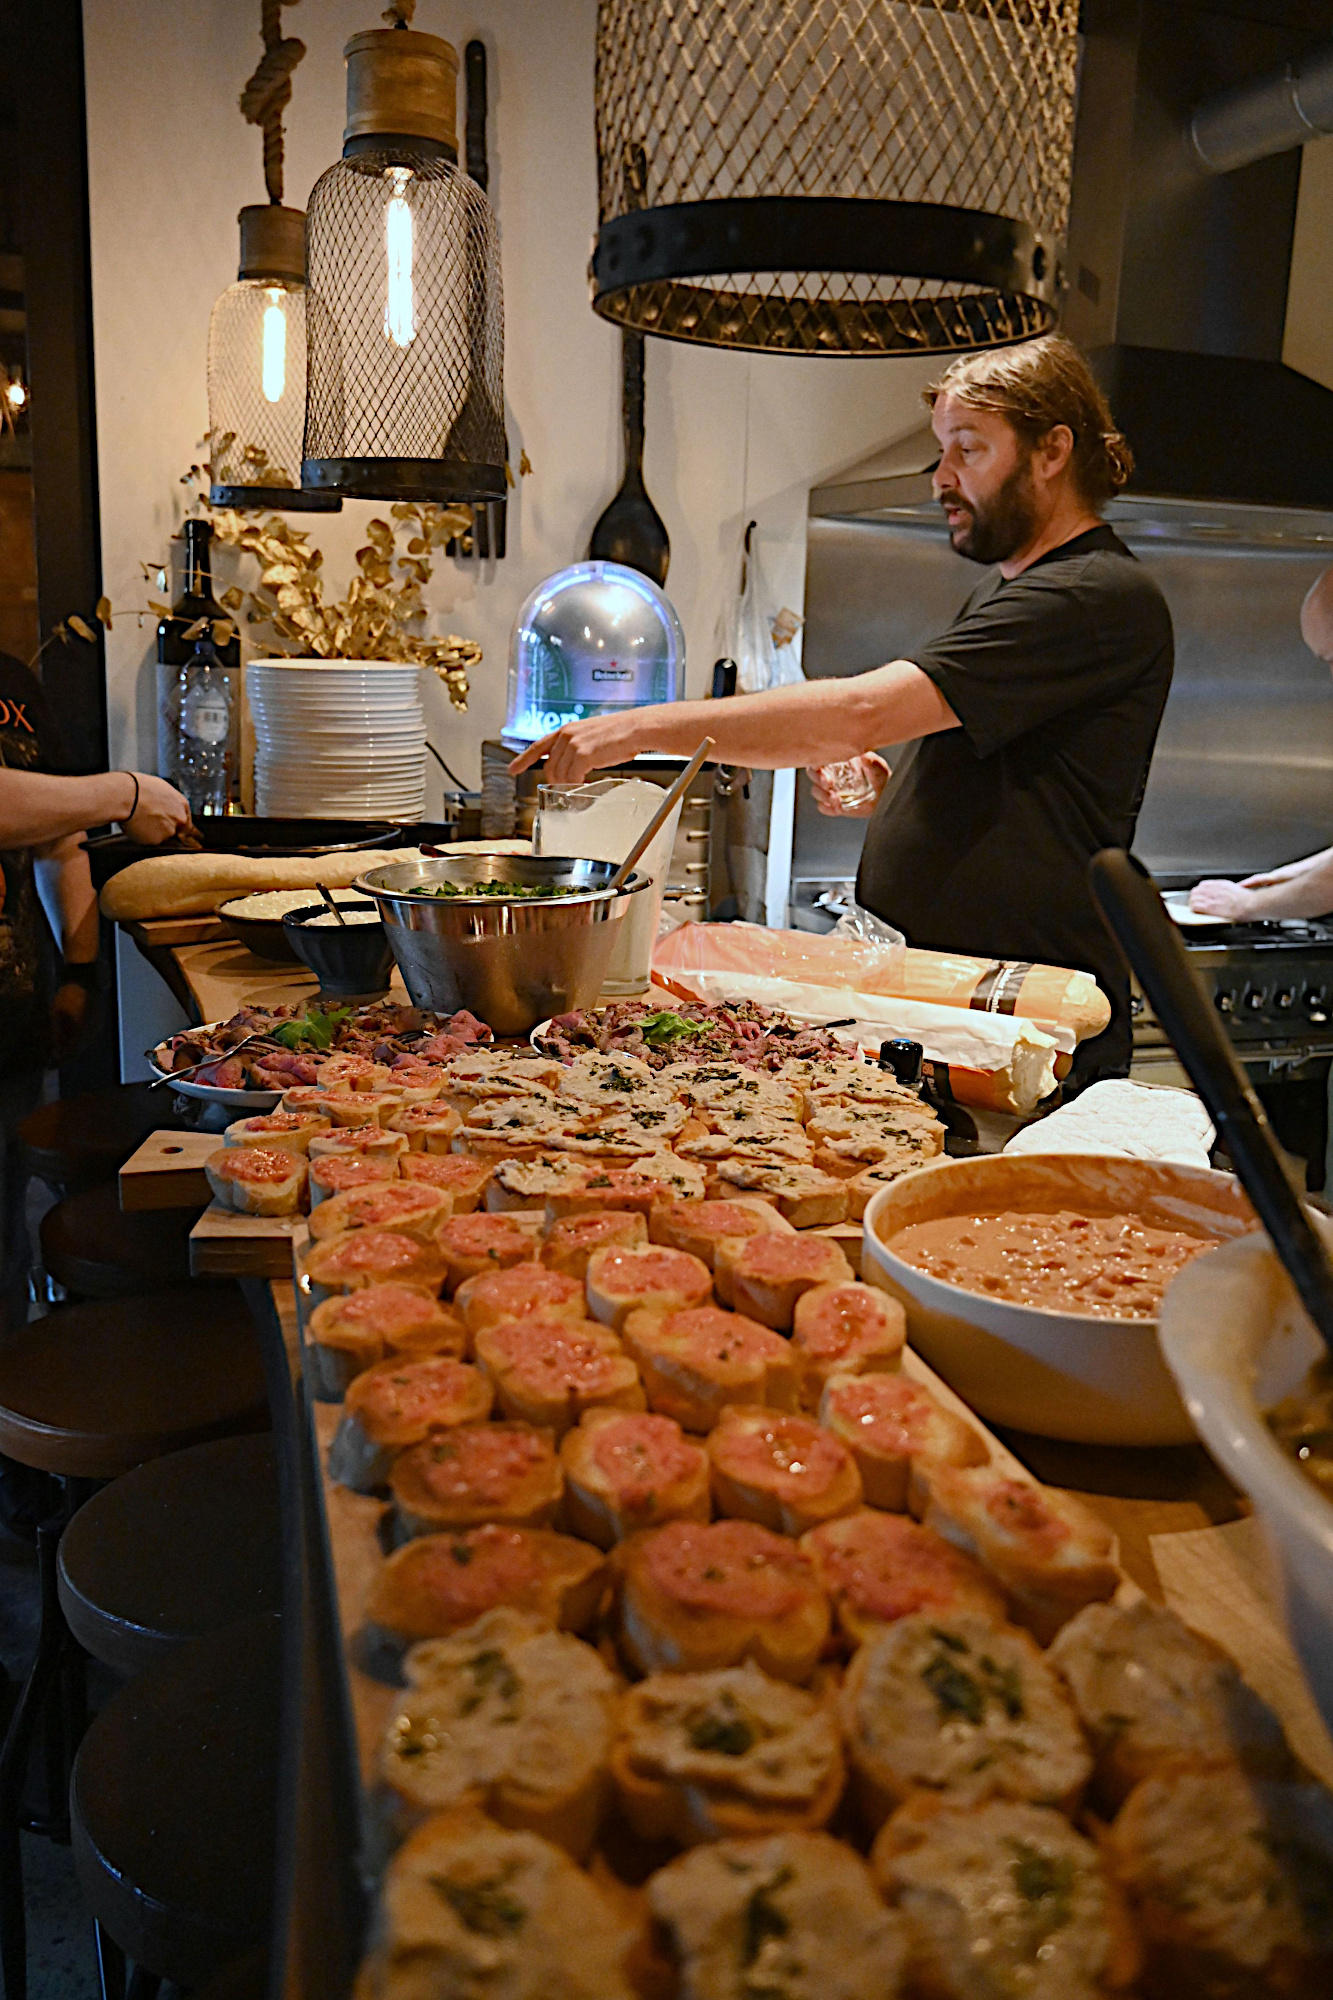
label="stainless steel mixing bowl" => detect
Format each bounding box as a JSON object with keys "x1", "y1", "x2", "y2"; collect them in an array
[{"x1": 354, "y1": 853, "x2": 651, "y2": 1036}]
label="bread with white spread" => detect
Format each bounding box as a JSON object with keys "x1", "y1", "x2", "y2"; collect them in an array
[
  {"x1": 840, "y1": 1609, "x2": 1092, "y2": 1827},
  {"x1": 379, "y1": 1608, "x2": 616, "y2": 1856},
  {"x1": 613, "y1": 1662, "x2": 844, "y2": 1843}
]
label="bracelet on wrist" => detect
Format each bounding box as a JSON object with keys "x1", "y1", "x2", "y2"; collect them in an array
[{"x1": 118, "y1": 771, "x2": 140, "y2": 828}]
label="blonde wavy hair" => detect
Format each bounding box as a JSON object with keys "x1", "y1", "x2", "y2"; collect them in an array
[{"x1": 924, "y1": 335, "x2": 1134, "y2": 506}]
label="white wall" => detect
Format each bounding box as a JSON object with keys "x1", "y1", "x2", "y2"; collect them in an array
[{"x1": 81, "y1": 0, "x2": 938, "y2": 805}]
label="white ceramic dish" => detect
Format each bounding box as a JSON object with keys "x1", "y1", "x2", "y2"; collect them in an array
[
  {"x1": 1158, "y1": 1224, "x2": 1333, "y2": 1732},
  {"x1": 861, "y1": 1153, "x2": 1254, "y2": 1446},
  {"x1": 1162, "y1": 889, "x2": 1231, "y2": 929},
  {"x1": 147, "y1": 1042, "x2": 280, "y2": 1111}
]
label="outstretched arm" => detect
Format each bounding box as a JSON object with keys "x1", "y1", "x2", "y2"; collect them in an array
[
  {"x1": 508, "y1": 660, "x2": 959, "y2": 784},
  {"x1": 1191, "y1": 846, "x2": 1333, "y2": 921},
  {"x1": 0, "y1": 768, "x2": 190, "y2": 847}
]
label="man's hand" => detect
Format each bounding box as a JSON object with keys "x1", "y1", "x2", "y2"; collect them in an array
[
  {"x1": 125, "y1": 772, "x2": 192, "y2": 845},
  {"x1": 807, "y1": 754, "x2": 889, "y2": 818},
  {"x1": 508, "y1": 715, "x2": 646, "y2": 784},
  {"x1": 1190, "y1": 878, "x2": 1262, "y2": 919}
]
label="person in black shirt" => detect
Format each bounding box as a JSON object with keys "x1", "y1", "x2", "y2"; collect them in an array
[{"x1": 509, "y1": 334, "x2": 1172, "y2": 1083}]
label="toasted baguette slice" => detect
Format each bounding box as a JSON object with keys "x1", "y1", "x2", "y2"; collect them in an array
[
  {"x1": 846, "y1": 1158, "x2": 943, "y2": 1220},
  {"x1": 711, "y1": 1160, "x2": 850, "y2": 1227},
  {"x1": 327, "y1": 1354, "x2": 493, "y2": 1491},
  {"x1": 707, "y1": 1405, "x2": 862, "y2": 1536},
  {"x1": 454, "y1": 1263, "x2": 586, "y2": 1337},
  {"x1": 307, "y1": 1179, "x2": 449, "y2": 1245},
  {"x1": 791, "y1": 1282, "x2": 905, "y2": 1409},
  {"x1": 915, "y1": 1463, "x2": 1119, "y2": 1642},
  {"x1": 553, "y1": 1050, "x2": 657, "y2": 1104},
  {"x1": 453, "y1": 1129, "x2": 573, "y2": 1165},
  {"x1": 307, "y1": 1125, "x2": 408, "y2": 1161},
  {"x1": 204, "y1": 1145, "x2": 306, "y2": 1217},
  {"x1": 307, "y1": 1152, "x2": 398, "y2": 1207},
  {"x1": 1047, "y1": 1598, "x2": 1289, "y2": 1809},
  {"x1": 365, "y1": 1524, "x2": 609, "y2": 1646},
  {"x1": 621, "y1": 1304, "x2": 799, "y2": 1434},
  {"x1": 317, "y1": 1055, "x2": 393, "y2": 1092},
  {"x1": 433, "y1": 1212, "x2": 538, "y2": 1293},
  {"x1": 820, "y1": 1371, "x2": 987, "y2": 1511},
  {"x1": 872, "y1": 1794, "x2": 1141, "y2": 2000},
  {"x1": 648, "y1": 1197, "x2": 795, "y2": 1268},
  {"x1": 390, "y1": 1422, "x2": 563, "y2": 1536},
  {"x1": 1104, "y1": 1771, "x2": 1333, "y2": 2000},
  {"x1": 800, "y1": 1509, "x2": 1007, "y2": 1649},
  {"x1": 814, "y1": 1128, "x2": 941, "y2": 1181},
  {"x1": 379, "y1": 1611, "x2": 616, "y2": 1856},
  {"x1": 473, "y1": 1317, "x2": 645, "y2": 1437},
  {"x1": 840, "y1": 1610, "x2": 1091, "y2": 1828},
  {"x1": 540, "y1": 1209, "x2": 648, "y2": 1278},
  {"x1": 544, "y1": 1159, "x2": 704, "y2": 1220},
  {"x1": 303, "y1": 1227, "x2": 449, "y2": 1304},
  {"x1": 647, "y1": 1832, "x2": 905, "y2": 2000},
  {"x1": 612, "y1": 1661, "x2": 844, "y2": 1844},
  {"x1": 367, "y1": 1807, "x2": 635, "y2": 1997},
  {"x1": 395, "y1": 1151, "x2": 493, "y2": 1213},
  {"x1": 281, "y1": 1085, "x2": 347, "y2": 1118},
  {"x1": 324, "y1": 1089, "x2": 403, "y2": 1129},
  {"x1": 616, "y1": 1519, "x2": 830, "y2": 1683},
  {"x1": 559, "y1": 1408, "x2": 710, "y2": 1548},
  {"x1": 306, "y1": 1284, "x2": 464, "y2": 1400},
  {"x1": 379, "y1": 1065, "x2": 443, "y2": 1105},
  {"x1": 717, "y1": 1232, "x2": 854, "y2": 1329},
  {"x1": 586, "y1": 1243, "x2": 713, "y2": 1329},
  {"x1": 223, "y1": 1110, "x2": 328, "y2": 1155},
  {"x1": 385, "y1": 1102, "x2": 464, "y2": 1153},
  {"x1": 486, "y1": 1154, "x2": 593, "y2": 1212}
]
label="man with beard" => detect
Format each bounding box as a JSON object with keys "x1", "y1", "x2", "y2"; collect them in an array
[{"x1": 511, "y1": 335, "x2": 1173, "y2": 1083}]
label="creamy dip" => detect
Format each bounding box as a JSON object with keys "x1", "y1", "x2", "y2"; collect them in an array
[{"x1": 890, "y1": 1207, "x2": 1215, "y2": 1318}]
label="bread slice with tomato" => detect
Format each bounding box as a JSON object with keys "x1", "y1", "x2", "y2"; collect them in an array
[
  {"x1": 615, "y1": 1518, "x2": 830, "y2": 1683},
  {"x1": 326, "y1": 1353, "x2": 493, "y2": 1491},
  {"x1": 390, "y1": 1422, "x2": 564, "y2": 1537},
  {"x1": 559, "y1": 1407, "x2": 710, "y2": 1548},
  {"x1": 364, "y1": 1523, "x2": 608, "y2": 1648},
  {"x1": 706, "y1": 1405, "x2": 863, "y2": 1536},
  {"x1": 473, "y1": 1317, "x2": 645, "y2": 1438},
  {"x1": 621, "y1": 1304, "x2": 800, "y2": 1434},
  {"x1": 205, "y1": 1145, "x2": 307, "y2": 1218}
]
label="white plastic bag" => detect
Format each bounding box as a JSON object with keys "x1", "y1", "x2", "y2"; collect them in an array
[{"x1": 720, "y1": 522, "x2": 804, "y2": 694}]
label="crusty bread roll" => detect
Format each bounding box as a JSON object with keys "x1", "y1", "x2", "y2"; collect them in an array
[
  {"x1": 791, "y1": 1281, "x2": 905, "y2": 1410},
  {"x1": 840, "y1": 1610, "x2": 1091, "y2": 1828},
  {"x1": 99, "y1": 839, "x2": 530, "y2": 920},
  {"x1": 366, "y1": 1805, "x2": 635, "y2": 1998},
  {"x1": 472, "y1": 1317, "x2": 645, "y2": 1437},
  {"x1": 365, "y1": 1524, "x2": 608, "y2": 1647},
  {"x1": 1047, "y1": 1598, "x2": 1289, "y2": 1809},
  {"x1": 707, "y1": 1405, "x2": 862, "y2": 1536},
  {"x1": 585, "y1": 1243, "x2": 713, "y2": 1329},
  {"x1": 800, "y1": 1509, "x2": 1007, "y2": 1650},
  {"x1": 873, "y1": 1793, "x2": 1141, "y2": 2000},
  {"x1": 204, "y1": 1145, "x2": 306, "y2": 1218},
  {"x1": 716, "y1": 1231, "x2": 854, "y2": 1328},
  {"x1": 612, "y1": 1661, "x2": 844, "y2": 1844},
  {"x1": 914, "y1": 1464, "x2": 1119, "y2": 1643},
  {"x1": 615, "y1": 1518, "x2": 830, "y2": 1683},
  {"x1": 621, "y1": 1304, "x2": 799, "y2": 1434},
  {"x1": 378, "y1": 1611, "x2": 616, "y2": 1856},
  {"x1": 326, "y1": 1354, "x2": 493, "y2": 1491},
  {"x1": 820, "y1": 1370, "x2": 987, "y2": 1512},
  {"x1": 559, "y1": 1407, "x2": 710, "y2": 1547},
  {"x1": 390, "y1": 1422, "x2": 563, "y2": 1537},
  {"x1": 646, "y1": 1831, "x2": 905, "y2": 2000}
]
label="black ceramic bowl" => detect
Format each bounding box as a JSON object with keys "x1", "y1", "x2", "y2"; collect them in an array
[{"x1": 281, "y1": 902, "x2": 393, "y2": 997}]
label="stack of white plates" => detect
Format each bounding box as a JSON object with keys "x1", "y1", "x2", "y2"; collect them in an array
[{"x1": 247, "y1": 659, "x2": 427, "y2": 819}]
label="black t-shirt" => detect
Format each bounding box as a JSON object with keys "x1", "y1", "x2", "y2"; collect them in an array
[
  {"x1": 0, "y1": 652, "x2": 68, "y2": 1068},
  {"x1": 856, "y1": 525, "x2": 1174, "y2": 1079}
]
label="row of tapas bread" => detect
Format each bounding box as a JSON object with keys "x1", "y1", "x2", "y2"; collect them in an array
[
  {"x1": 292, "y1": 1146, "x2": 1333, "y2": 2000},
  {"x1": 205, "y1": 1044, "x2": 948, "y2": 1226}
]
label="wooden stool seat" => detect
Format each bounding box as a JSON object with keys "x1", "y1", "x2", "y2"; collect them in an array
[
  {"x1": 0, "y1": 1288, "x2": 268, "y2": 1480},
  {"x1": 19, "y1": 1083, "x2": 194, "y2": 1190},
  {"x1": 70, "y1": 1613, "x2": 280, "y2": 1989},
  {"x1": 57, "y1": 1435, "x2": 282, "y2": 1677},
  {"x1": 40, "y1": 1182, "x2": 200, "y2": 1298}
]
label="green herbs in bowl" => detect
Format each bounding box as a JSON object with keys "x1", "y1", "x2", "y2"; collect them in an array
[{"x1": 423, "y1": 880, "x2": 586, "y2": 900}]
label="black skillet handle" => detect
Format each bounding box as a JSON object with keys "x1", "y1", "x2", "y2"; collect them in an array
[{"x1": 1089, "y1": 847, "x2": 1333, "y2": 1355}]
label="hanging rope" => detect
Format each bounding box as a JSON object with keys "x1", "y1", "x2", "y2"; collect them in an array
[{"x1": 240, "y1": 0, "x2": 305, "y2": 206}]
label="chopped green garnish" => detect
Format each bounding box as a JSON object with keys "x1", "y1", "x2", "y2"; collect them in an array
[
  {"x1": 689, "y1": 1707, "x2": 755, "y2": 1757},
  {"x1": 450, "y1": 1542, "x2": 474, "y2": 1566},
  {"x1": 424, "y1": 880, "x2": 583, "y2": 899},
  {"x1": 431, "y1": 1869, "x2": 527, "y2": 1937},
  {"x1": 922, "y1": 1652, "x2": 984, "y2": 1725},
  {"x1": 271, "y1": 1004, "x2": 351, "y2": 1051},
  {"x1": 1007, "y1": 1841, "x2": 1076, "y2": 1929},
  {"x1": 979, "y1": 1654, "x2": 1026, "y2": 1722},
  {"x1": 459, "y1": 1647, "x2": 520, "y2": 1716},
  {"x1": 742, "y1": 1867, "x2": 793, "y2": 1967}
]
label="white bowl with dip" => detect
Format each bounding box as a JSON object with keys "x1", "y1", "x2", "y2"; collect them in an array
[
  {"x1": 1158, "y1": 1223, "x2": 1333, "y2": 1732},
  {"x1": 861, "y1": 1154, "x2": 1254, "y2": 1446}
]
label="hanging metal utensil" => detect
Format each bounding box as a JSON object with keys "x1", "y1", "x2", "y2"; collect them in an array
[{"x1": 588, "y1": 329, "x2": 670, "y2": 585}]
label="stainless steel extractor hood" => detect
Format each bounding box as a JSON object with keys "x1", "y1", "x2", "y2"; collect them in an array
[{"x1": 1064, "y1": 0, "x2": 1333, "y2": 510}]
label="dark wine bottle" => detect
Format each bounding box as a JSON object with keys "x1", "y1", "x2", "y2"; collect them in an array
[{"x1": 156, "y1": 519, "x2": 241, "y2": 802}]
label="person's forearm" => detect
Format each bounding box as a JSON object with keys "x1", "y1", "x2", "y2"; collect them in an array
[
  {"x1": 0, "y1": 769, "x2": 135, "y2": 846},
  {"x1": 1241, "y1": 855, "x2": 1333, "y2": 919},
  {"x1": 36, "y1": 841, "x2": 98, "y2": 961}
]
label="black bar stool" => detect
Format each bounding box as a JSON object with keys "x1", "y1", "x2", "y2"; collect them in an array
[
  {"x1": 0, "y1": 1286, "x2": 268, "y2": 2000},
  {"x1": 18, "y1": 1084, "x2": 194, "y2": 1195},
  {"x1": 70, "y1": 1613, "x2": 281, "y2": 1995},
  {"x1": 39, "y1": 1182, "x2": 202, "y2": 1301}
]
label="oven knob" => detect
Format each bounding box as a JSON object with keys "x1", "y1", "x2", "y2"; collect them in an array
[
  {"x1": 1275, "y1": 988, "x2": 1295, "y2": 1011},
  {"x1": 1308, "y1": 986, "x2": 1329, "y2": 1024},
  {"x1": 1215, "y1": 989, "x2": 1236, "y2": 1015},
  {"x1": 1243, "y1": 988, "x2": 1268, "y2": 1012}
]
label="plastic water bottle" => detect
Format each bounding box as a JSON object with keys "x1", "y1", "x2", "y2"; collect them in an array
[{"x1": 177, "y1": 634, "x2": 235, "y2": 816}]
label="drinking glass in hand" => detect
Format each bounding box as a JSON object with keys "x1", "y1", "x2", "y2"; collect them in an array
[{"x1": 808, "y1": 757, "x2": 883, "y2": 816}]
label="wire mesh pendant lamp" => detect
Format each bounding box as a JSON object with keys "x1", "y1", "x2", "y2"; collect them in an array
[
  {"x1": 208, "y1": 0, "x2": 340, "y2": 511},
  {"x1": 301, "y1": 8, "x2": 505, "y2": 503},
  {"x1": 591, "y1": 0, "x2": 1079, "y2": 357}
]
